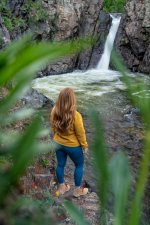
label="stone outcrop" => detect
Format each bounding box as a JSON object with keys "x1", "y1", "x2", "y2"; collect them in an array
[
  {"x1": 0, "y1": 0, "x2": 111, "y2": 75},
  {"x1": 115, "y1": 0, "x2": 150, "y2": 74}
]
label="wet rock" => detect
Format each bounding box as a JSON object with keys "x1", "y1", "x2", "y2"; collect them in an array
[
  {"x1": 123, "y1": 107, "x2": 140, "y2": 123},
  {"x1": 78, "y1": 11, "x2": 111, "y2": 69},
  {"x1": 46, "y1": 57, "x2": 77, "y2": 76},
  {"x1": 131, "y1": 107, "x2": 140, "y2": 115},
  {"x1": 22, "y1": 89, "x2": 55, "y2": 108},
  {"x1": 115, "y1": 0, "x2": 150, "y2": 74},
  {"x1": 42, "y1": 0, "x2": 106, "y2": 73}
]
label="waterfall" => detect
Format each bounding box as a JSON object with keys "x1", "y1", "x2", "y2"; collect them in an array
[
  {"x1": 97, "y1": 14, "x2": 121, "y2": 70},
  {"x1": 32, "y1": 15, "x2": 125, "y2": 110}
]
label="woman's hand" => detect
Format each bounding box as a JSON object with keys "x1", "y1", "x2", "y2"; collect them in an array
[{"x1": 83, "y1": 148, "x2": 88, "y2": 154}]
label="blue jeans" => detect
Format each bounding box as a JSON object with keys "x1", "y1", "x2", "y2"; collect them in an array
[{"x1": 56, "y1": 145, "x2": 84, "y2": 187}]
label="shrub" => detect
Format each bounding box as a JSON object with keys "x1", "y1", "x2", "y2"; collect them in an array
[
  {"x1": 103, "y1": 0, "x2": 127, "y2": 13},
  {"x1": 3, "y1": 16, "x2": 13, "y2": 31}
]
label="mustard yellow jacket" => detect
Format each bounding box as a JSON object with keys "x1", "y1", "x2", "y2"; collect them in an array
[{"x1": 50, "y1": 108, "x2": 88, "y2": 149}]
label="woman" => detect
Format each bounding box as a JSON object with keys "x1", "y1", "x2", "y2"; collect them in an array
[{"x1": 50, "y1": 87, "x2": 88, "y2": 197}]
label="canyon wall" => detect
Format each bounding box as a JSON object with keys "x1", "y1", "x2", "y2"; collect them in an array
[
  {"x1": 0, "y1": 0, "x2": 111, "y2": 75},
  {"x1": 115, "y1": 0, "x2": 150, "y2": 74}
]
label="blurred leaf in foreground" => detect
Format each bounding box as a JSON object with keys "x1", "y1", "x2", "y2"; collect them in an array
[
  {"x1": 109, "y1": 151, "x2": 131, "y2": 225},
  {"x1": 89, "y1": 110, "x2": 109, "y2": 224},
  {"x1": 64, "y1": 200, "x2": 89, "y2": 225},
  {"x1": 111, "y1": 50, "x2": 150, "y2": 225}
]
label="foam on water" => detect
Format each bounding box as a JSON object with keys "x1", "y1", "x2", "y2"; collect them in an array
[
  {"x1": 32, "y1": 69, "x2": 128, "y2": 113},
  {"x1": 32, "y1": 69, "x2": 125, "y2": 99}
]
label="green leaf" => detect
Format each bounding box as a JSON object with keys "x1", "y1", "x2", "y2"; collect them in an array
[
  {"x1": 44, "y1": 190, "x2": 54, "y2": 206},
  {"x1": 111, "y1": 50, "x2": 150, "y2": 124},
  {"x1": 109, "y1": 152, "x2": 130, "y2": 225},
  {"x1": 10, "y1": 116, "x2": 41, "y2": 178},
  {"x1": 0, "y1": 115, "x2": 42, "y2": 202},
  {"x1": 111, "y1": 49, "x2": 150, "y2": 225},
  {"x1": 0, "y1": 75, "x2": 33, "y2": 113},
  {"x1": 89, "y1": 111, "x2": 109, "y2": 208},
  {"x1": 0, "y1": 108, "x2": 35, "y2": 125},
  {"x1": 34, "y1": 142, "x2": 55, "y2": 154},
  {"x1": 0, "y1": 131, "x2": 20, "y2": 147},
  {"x1": 36, "y1": 128, "x2": 50, "y2": 138},
  {"x1": 127, "y1": 131, "x2": 150, "y2": 225},
  {"x1": 0, "y1": 34, "x2": 32, "y2": 70},
  {"x1": 63, "y1": 200, "x2": 89, "y2": 225}
]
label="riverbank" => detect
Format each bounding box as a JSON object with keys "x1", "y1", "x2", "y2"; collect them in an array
[{"x1": 1, "y1": 85, "x2": 149, "y2": 224}]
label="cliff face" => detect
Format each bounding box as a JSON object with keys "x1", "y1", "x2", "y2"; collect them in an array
[
  {"x1": 115, "y1": 0, "x2": 150, "y2": 74},
  {"x1": 0, "y1": 0, "x2": 111, "y2": 75}
]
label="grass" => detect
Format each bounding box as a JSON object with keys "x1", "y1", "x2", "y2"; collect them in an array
[{"x1": 103, "y1": 0, "x2": 126, "y2": 12}]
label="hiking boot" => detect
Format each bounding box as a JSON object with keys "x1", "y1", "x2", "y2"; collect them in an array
[
  {"x1": 73, "y1": 187, "x2": 88, "y2": 197},
  {"x1": 57, "y1": 184, "x2": 70, "y2": 195}
]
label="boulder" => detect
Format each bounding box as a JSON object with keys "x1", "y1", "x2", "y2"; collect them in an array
[{"x1": 22, "y1": 89, "x2": 54, "y2": 108}]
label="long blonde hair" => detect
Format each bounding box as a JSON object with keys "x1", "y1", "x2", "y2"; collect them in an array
[{"x1": 52, "y1": 88, "x2": 76, "y2": 134}]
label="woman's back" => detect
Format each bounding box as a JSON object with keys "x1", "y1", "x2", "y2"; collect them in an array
[{"x1": 51, "y1": 109, "x2": 88, "y2": 149}]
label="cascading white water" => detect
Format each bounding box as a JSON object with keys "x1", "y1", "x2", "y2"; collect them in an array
[{"x1": 97, "y1": 15, "x2": 121, "y2": 70}]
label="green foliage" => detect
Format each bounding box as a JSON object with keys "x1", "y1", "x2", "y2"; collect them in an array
[
  {"x1": 13, "y1": 18, "x2": 26, "y2": 29},
  {"x1": 3, "y1": 16, "x2": 13, "y2": 31},
  {"x1": 64, "y1": 200, "x2": 90, "y2": 225},
  {"x1": 28, "y1": 1, "x2": 49, "y2": 24},
  {"x1": 0, "y1": 0, "x2": 49, "y2": 33},
  {"x1": 0, "y1": 0, "x2": 9, "y2": 15},
  {"x1": 40, "y1": 158, "x2": 50, "y2": 168},
  {"x1": 4, "y1": 196, "x2": 56, "y2": 225},
  {"x1": 0, "y1": 1, "x2": 13, "y2": 31},
  {"x1": 103, "y1": 0, "x2": 126, "y2": 13},
  {"x1": 87, "y1": 111, "x2": 109, "y2": 224},
  {"x1": 109, "y1": 152, "x2": 130, "y2": 225},
  {"x1": 111, "y1": 51, "x2": 150, "y2": 225},
  {"x1": 20, "y1": 0, "x2": 49, "y2": 24}
]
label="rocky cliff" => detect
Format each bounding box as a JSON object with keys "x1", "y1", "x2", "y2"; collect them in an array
[
  {"x1": 0, "y1": 0, "x2": 111, "y2": 75},
  {"x1": 115, "y1": 0, "x2": 150, "y2": 74}
]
